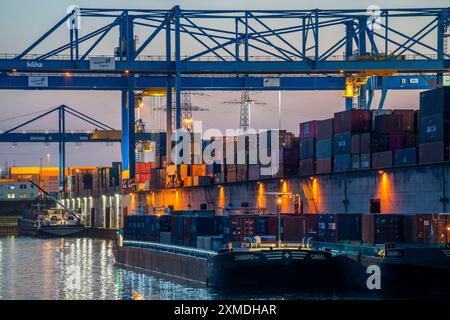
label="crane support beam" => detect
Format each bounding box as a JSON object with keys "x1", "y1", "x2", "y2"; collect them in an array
[
  {"x1": 0, "y1": 59, "x2": 448, "y2": 74},
  {"x1": 0, "y1": 75, "x2": 434, "y2": 91}
]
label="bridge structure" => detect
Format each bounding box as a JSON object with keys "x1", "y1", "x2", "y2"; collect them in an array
[{"x1": 0, "y1": 6, "x2": 449, "y2": 185}]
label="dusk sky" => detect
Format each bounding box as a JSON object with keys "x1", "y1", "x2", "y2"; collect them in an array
[{"x1": 0, "y1": 0, "x2": 448, "y2": 169}]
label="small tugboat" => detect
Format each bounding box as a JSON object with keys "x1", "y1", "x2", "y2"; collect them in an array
[{"x1": 18, "y1": 180, "x2": 85, "y2": 238}]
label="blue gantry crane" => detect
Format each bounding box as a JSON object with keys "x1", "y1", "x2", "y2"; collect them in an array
[
  {"x1": 0, "y1": 104, "x2": 154, "y2": 192},
  {"x1": 0, "y1": 104, "x2": 118, "y2": 192},
  {"x1": 0, "y1": 6, "x2": 448, "y2": 184}
]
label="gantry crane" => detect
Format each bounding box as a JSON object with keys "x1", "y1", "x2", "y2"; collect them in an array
[{"x1": 0, "y1": 7, "x2": 447, "y2": 182}]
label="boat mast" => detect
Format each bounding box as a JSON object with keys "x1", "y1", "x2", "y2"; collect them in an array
[{"x1": 27, "y1": 179, "x2": 81, "y2": 221}]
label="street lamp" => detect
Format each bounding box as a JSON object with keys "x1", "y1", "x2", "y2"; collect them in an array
[{"x1": 264, "y1": 191, "x2": 294, "y2": 248}]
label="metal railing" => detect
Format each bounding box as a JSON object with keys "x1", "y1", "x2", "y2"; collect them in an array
[
  {"x1": 0, "y1": 53, "x2": 441, "y2": 62},
  {"x1": 123, "y1": 240, "x2": 217, "y2": 259},
  {"x1": 311, "y1": 241, "x2": 382, "y2": 256},
  {"x1": 0, "y1": 129, "x2": 95, "y2": 134}
]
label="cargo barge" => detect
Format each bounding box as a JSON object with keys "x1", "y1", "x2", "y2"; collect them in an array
[
  {"x1": 115, "y1": 234, "x2": 450, "y2": 294},
  {"x1": 329, "y1": 243, "x2": 450, "y2": 295},
  {"x1": 115, "y1": 239, "x2": 339, "y2": 290}
]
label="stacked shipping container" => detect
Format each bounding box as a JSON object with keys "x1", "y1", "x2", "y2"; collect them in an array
[
  {"x1": 419, "y1": 87, "x2": 450, "y2": 164},
  {"x1": 333, "y1": 110, "x2": 371, "y2": 173},
  {"x1": 299, "y1": 121, "x2": 317, "y2": 175},
  {"x1": 315, "y1": 119, "x2": 333, "y2": 174}
]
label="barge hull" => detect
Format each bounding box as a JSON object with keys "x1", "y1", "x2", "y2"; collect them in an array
[
  {"x1": 207, "y1": 250, "x2": 338, "y2": 289},
  {"x1": 115, "y1": 246, "x2": 209, "y2": 283}
]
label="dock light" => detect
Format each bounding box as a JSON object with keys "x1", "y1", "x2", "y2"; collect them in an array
[
  {"x1": 280, "y1": 179, "x2": 284, "y2": 183},
  {"x1": 124, "y1": 70, "x2": 130, "y2": 75},
  {"x1": 11, "y1": 69, "x2": 17, "y2": 73},
  {"x1": 277, "y1": 197, "x2": 282, "y2": 205},
  {"x1": 378, "y1": 170, "x2": 384, "y2": 175},
  {"x1": 217, "y1": 185, "x2": 222, "y2": 188},
  {"x1": 64, "y1": 72, "x2": 72, "y2": 77},
  {"x1": 339, "y1": 70, "x2": 345, "y2": 74},
  {"x1": 309, "y1": 176, "x2": 315, "y2": 180}
]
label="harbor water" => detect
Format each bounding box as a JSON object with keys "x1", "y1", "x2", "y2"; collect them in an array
[{"x1": 0, "y1": 236, "x2": 419, "y2": 300}]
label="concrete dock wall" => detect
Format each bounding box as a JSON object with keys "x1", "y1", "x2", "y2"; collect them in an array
[
  {"x1": 64, "y1": 163, "x2": 450, "y2": 231},
  {"x1": 139, "y1": 163, "x2": 450, "y2": 215}
]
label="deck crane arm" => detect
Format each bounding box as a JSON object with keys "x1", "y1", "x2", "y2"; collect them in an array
[{"x1": 27, "y1": 179, "x2": 82, "y2": 221}]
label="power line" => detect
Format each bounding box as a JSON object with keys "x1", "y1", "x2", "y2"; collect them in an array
[{"x1": 0, "y1": 107, "x2": 54, "y2": 123}]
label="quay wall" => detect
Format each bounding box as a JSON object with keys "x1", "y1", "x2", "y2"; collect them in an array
[{"x1": 65, "y1": 163, "x2": 450, "y2": 231}]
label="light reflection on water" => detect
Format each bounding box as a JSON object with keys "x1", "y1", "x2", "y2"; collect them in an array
[
  {"x1": 0, "y1": 236, "x2": 217, "y2": 300},
  {"x1": 0, "y1": 236, "x2": 385, "y2": 300}
]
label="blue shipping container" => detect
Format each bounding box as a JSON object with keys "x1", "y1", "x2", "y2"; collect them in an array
[
  {"x1": 419, "y1": 114, "x2": 449, "y2": 143},
  {"x1": 333, "y1": 132, "x2": 351, "y2": 155},
  {"x1": 333, "y1": 154, "x2": 351, "y2": 172},
  {"x1": 299, "y1": 138, "x2": 315, "y2": 160},
  {"x1": 394, "y1": 148, "x2": 417, "y2": 166},
  {"x1": 420, "y1": 87, "x2": 450, "y2": 117},
  {"x1": 360, "y1": 153, "x2": 371, "y2": 169},
  {"x1": 316, "y1": 139, "x2": 332, "y2": 159}
]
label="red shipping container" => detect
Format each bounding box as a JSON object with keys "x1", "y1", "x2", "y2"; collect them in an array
[
  {"x1": 360, "y1": 132, "x2": 371, "y2": 154},
  {"x1": 229, "y1": 216, "x2": 256, "y2": 241},
  {"x1": 317, "y1": 118, "x2": 334, "y2": 140},
  {"x1": 283, "y1": 215, "x2": 304, "y2": 241},
  {"x1": 393, "y1": 109, "x2": 415, "y2": 132},
  {"x1": 299, "y1": 121, "x2": 318, "y2": 139},
  {"x1": 419, "y1": 141, "x2": 447, "y2": 164},
  {"x1": 375, "y1": 114, "x2": 403, "y2": 134},
  {"x1": 299, "y1": 159, "x2": 315, "y2": 176},
  {"x1": 372, "y1": 151, "x2": 393, "y2": 168},
  {"x1": 183, "y1": 217, "x2": 191, "y2": 246},
  {"x1": 268, "y1": 216, "x2": 278, "y2": 235},
  {"x1": 333, "y1": 110, "x2": 372, "y2": 133},
  {"x1": 351, "y1": 134, "x2": 360, "y2": 154},
  {"x1": 389, "y1": 134, "x2": 405, "y2": 151},
  {"x1": 304, "y1": 214, "x2": 318, "y2": 238},
  {"x1": 316, "y1": 158, "x2": 332, "y2": 174},
  {"x1": 432, "y1": 214, "x2": 450, "y2": 245},
  {"x1": 404, "y1": 134, "x2": 418, "y2": 148},
  {"x1": 404, "y1": 214, "x2": 432, "y2": 243}
]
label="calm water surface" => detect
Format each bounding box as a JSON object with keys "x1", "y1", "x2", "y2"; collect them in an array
[{"x1": 0, "y1": 236, "x2": 385, "y2": 300}]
